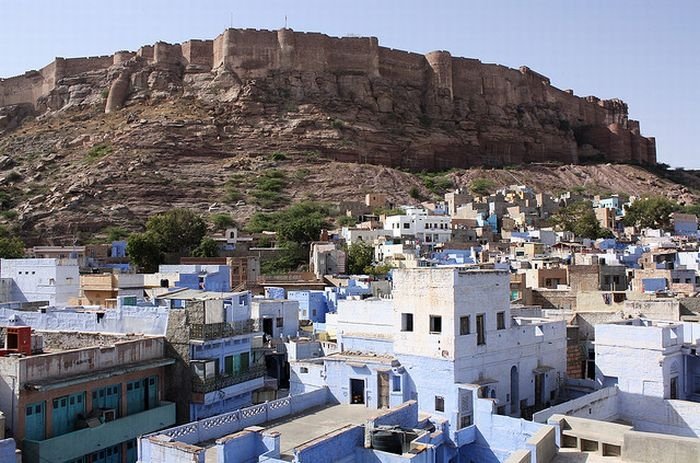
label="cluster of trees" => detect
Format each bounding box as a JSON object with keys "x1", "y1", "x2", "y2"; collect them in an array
[
  {"x1": 126, "y1": 209, "x2": 213, "y2": 272},
  {"x1": 623, "y1": 196, "x2": 683, "y2": 230},
  {"x1": 550, "y1": 196, "x2": 698, "y2": 239},
  {"x1": 0, "y1": 226, "x2": 24, "y2": 259},
  {"x1": 550, "y1": 201, "x2": 613, "y2": 239},
  {"x1": 345, "y1": 240, "x2": 391, "y2": 276},
  {"x1": 246, "y1": 201, "x2": 330, "y2": 274}
]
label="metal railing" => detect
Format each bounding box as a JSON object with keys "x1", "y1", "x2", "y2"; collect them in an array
[
  {"x1": 191, "y1": 365, "x2": 266, "y2": 393},
  {"x1": 189, "y1": 320, "x2": 255, "y2": 340}
]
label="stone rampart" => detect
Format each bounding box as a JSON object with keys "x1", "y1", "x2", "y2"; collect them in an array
[{"x1": 0, "y1": 27, "x2": 657, "y2": 165}]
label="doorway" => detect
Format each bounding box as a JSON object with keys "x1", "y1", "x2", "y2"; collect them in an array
[
  {"x1": 378, "y1": 372, "x2": 390, "y2": 408},
  {"x1": 263, "y1": 318, "x2": 273, "y2": 338},
  {"x1": 510, "y1": 366, "x2": 519, "y2": 415},
  {"x1": 670, "y1": 376, "x2": 678, "y2": 399},
  {"x1": 350, "y1": 378, "x2": 365, "y2": 405},
  {"x1": 535, "y1": 373, "x2": 544, "y2": 408}
]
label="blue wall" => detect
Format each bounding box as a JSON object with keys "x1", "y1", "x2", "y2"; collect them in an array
[
  {"x1": 288, "y1": 290, "x2": 328, "y2": 322},
  {"x1": 295, "y1": 425, "x2": 364, "y2": 463}
]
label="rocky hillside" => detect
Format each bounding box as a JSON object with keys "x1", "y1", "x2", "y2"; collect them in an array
[
  {"x1": 0, "y1": 96, "x2": 697, "y2": 245},
  {"x1": 0, "y1": 34, "x2": 696, "y2": 245}
]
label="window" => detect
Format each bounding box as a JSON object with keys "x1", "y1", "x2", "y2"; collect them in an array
[
  {"x1": 276, "y1": 317, "x2": 284, "y2": 328},
  {"x1": 429, "y1": 315, "x2": 442, "y2": 334},
  {"x1": 224, "y1": 355, "x2": 234, "y2": 375},
  {"x1": 403, "y1": 223, "x2": 410, "y2": 229},
  {"x1": 460, "y1": 316, "x2": 470, "y2": 335},
  {"x1": 497, "y1": 311, "x2": 506, "y2": 330},
  {"x1": 476, "y1": 314, "x2": 486, "y2": 345},
  {"x1": 392, "y1": 375, "x2": 401, "y2": 392},
  {"x1": 300, "y1": 367, "x2": 309, "y2": 374},
  {"x1": 435, "y1": 396, "x2": 445, "y2": 412},
  {"x1": 459, "y1": 414, "x2": 472, "y2": 429},
  {"x1": 401, "y1": 313, "x2": 414, "y2": 332}
]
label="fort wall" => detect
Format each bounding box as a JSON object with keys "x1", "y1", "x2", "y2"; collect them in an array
[
  {"x1": 0, "y1": 27, "x2": 657, "y2": 165},
  {"x1": 181, "y1": 40, "x2": 213, "y2": 68}
]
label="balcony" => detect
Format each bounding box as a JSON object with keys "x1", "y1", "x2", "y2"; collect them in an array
[
  {"x1": 192, "y1": 365, "x2": 266, "y2": 394},
  {"x1": 189, "y1": 320, "x2": 255, "y2": 340},
  {"x1": 23, "y1": 401, "x2": 175, "y2": 463}
]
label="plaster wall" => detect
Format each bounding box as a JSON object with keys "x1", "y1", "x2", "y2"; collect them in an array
[
  {"x1": 532, "y1": 387, "x2": 618, "y2": 423},
  {"x1": 0, "y1": 258, "x2": 79, "y2": 306},
  {"x1": 595, "y1": 323, "x2": 684, "y2": 397},
  {"x1": 251, "y1": 299, "x2": 300, "y2": 338},
  {"x1": 0, "y1": 304, "x2": 169, "y2": 336},
  {"x1": 392, "y1": 268, "x2": 510, "y2": 360},
  {"x1": 15, "y1": 336, "x2": 165, "y2": 385}
]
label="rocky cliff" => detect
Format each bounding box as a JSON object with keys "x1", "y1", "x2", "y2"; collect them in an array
[{"x1": 1, "y1": 28, "x2": 655, "y2": 169}]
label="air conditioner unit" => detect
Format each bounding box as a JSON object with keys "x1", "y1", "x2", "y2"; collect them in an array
[{"x1": 102, "y1": 409, "x2": 116, "y2": 422}]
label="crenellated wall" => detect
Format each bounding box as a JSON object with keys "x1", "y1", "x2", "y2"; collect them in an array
[{"x1": 0, "y1": 27, "x2": 656, "y2": 165}]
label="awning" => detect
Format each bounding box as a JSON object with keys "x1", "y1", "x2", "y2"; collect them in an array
[
  {"x1": 347, "y1": 362, "x2": 367, "y2": 369},
  {"x1": 24, "y1": 358, "x2": 175, "y2": 392},
  {"x1": 533, "y1": 365, "x2": 555, "y2": 374},
  {"x1": 472, "y1": 377, "x2": 498, "y2": 385}
]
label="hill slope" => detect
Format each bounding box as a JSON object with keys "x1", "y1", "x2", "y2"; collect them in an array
[{"x1": 0, "y1": 98, "x2": 696, "y2": 245}]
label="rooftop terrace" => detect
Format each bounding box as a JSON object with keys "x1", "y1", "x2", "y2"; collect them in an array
[{"x1": 204, "y1": 404, "x2": 379, "y2": 462}]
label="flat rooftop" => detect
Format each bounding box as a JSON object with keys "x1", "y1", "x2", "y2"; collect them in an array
[
  {"x1": 552, "y1": 448, "x2": 622, "y2": 462},
  {"x1": 205, "y1": 404, "x2": 379, "y2": 462}
]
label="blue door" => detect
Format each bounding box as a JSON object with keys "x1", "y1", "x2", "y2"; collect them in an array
[
  {"x1": 52, "y1": 392, "x2": 84, "y2": 437},
  {"x1": 24, "y1": 401, "x2": 45, "y2": 441},
  {"x1": 92, "y1": 384, "x2": 121, "y2": 417},
  {"x1": 126, "y1": 379, "x2": 146, "y2": 415},
  {"x1": 146, "y1": 376, "x2": 158, "y2": 409},
  {"x1": 90, "y1": 444, "x2": 121, "y2": 463},
  {"x1": 125, "y1": 439, "x2": 137, "y2": 463}
]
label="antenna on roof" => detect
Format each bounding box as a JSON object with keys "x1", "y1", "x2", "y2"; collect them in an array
[
  {"x1": 230, "y1": 13, "x2": 233, "y2": 28},
  {"x1": 284, "y1": 15, "x2": 288, "y2": 29}
]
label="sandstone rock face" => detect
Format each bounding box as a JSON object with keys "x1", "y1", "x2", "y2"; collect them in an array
[{"x1": 0, "y1": 28, "x2": 655, "y2": 170}]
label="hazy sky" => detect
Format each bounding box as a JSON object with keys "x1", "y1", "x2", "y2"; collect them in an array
[{"x1": 1, "y1": 1, "x2": 698, "y2": 168}]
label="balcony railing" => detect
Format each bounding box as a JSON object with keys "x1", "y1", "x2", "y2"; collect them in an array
[
  {"x1": 189, "y1": 320, "x2": 255, "y2": 340},
  {"x1": 192, "y1": 365, "x2": 266, "y2": 393}
]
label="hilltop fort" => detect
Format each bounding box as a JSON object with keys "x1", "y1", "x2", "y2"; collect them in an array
[{"x1": 0, "y1": 28, "x2": 655, "y2": 169}]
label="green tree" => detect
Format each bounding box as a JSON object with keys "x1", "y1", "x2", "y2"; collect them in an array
[
  {"x1": 247, "y1": 201, "x2": 331, "y2": 274},
  {"x1": 681, "y1": 203, "x2": 700, "y2": 217},
  {"x1": 210, "y1": 213, "x2": 236, "y2": 231},
  {"x1": 346, "y1": 241, "x2": 374, "y2": 275},
  {"x1": 126, "y1": 232, "x2": 162, "y2": 272},
  {"x1": 470, "y1": 178, "x2": 496, "y2": 196},
  {"x1": 0, "y1": 226, "x2": 25, "y2": 258},
  {"x1": 104, "y1": 226, "x2": 129, "y2": 242},
  {"x1": 146, "y1": 208, "x2": 207, "y2": 254},
  {"x1": 193, "y1": 237, "x2": 218, "y2": 258},
  {"x1": 364, "y1": 263, "x2": 392, "y2": 277},
  {"x1": 550, "y1": 201, "x2": 610, "y2": 239},
  {"x1": 337, "y1": 215, "x2": 357, "y2": 227},
  {"x1": 623, "y1": 196, "x2": 680, "y2": 230}
]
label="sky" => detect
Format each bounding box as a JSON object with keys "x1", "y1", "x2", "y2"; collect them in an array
[{"x1": 1, "y1": 1, "x2": 698, "y2": 168}]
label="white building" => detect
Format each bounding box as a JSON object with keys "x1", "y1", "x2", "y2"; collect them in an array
[
  {"x1": 251, "y1": 298, "x2": 300, "y2": 340},
  {"x1": 383, "y1": 209, "x2": 452, "y2": 244},
  {"x1": 0, "y1": 258, "x2": 79, "y2": 306},
  {"x1": 595, "y1": 319, "x2": 700, "y2": 400},
  {"x1": 290, "y1": 267, "x2": 567, "y2": 425}
]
